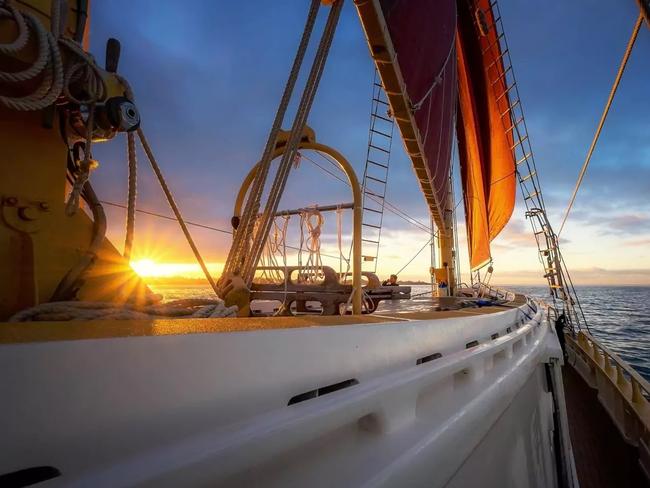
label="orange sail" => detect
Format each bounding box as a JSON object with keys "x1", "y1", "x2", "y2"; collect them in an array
[{"x1": 456, "y1": 0, "x2": 516, "y2": 270}]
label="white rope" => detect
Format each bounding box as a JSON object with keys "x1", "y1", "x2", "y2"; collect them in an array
[
  {"x1": 0, "y1": 1, "x2": 106, "y2": 215},
  {"x1": 241, "y1": 0, "x2": 343, "y2": 285},
  {"x1": 65, "y1": 105, "x2": 97, "y2": 215},
  {"x1": 336, "y1": 205, "x2": 347, "y2": 276},
  {"x1": 222, "y1": 0, "x2": 321, "y2": 280},
  {"x1": 299, "y1": 208, "x2": 324, "y2": 283},
  {"x1": 258, "y1": 215, "x2": 289, "y2": 283},
  {"x1": 0, "y1": 0, "x2": 106, "y2": 111},
  {"x1": 558, "y1": 12, "x2": 644, "y2": 237},
  {"x1": 8, "y1": 299, "x2": 238, "y2": 322}
]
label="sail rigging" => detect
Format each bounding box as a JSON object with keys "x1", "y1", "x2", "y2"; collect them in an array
[
  {"x1": 456, "y1": 0, "x2": 516, "y2": 270},
  {"x1": 357, "y1": 0, "x2": 517, "y2": 274},
  {"x1": 355, "y1": 0, "x2": 457, "y2": 232}
]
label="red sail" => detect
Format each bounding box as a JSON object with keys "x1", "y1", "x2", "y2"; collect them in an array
[
  {"x1": 355, "y1": 0, "x2": 457, "y2": 230},
  {"x1": 356, "y1": 0, "x2": 516, "y2": 268},
  {"x1": 456, "y1": 0, "x2": 516, "y2": 269}
]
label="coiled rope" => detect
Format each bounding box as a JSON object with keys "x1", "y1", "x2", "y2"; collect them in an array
[
  {"x1": 0, "y1": 0, "x2": 105, "y2": 111},
  {"x1": 0, "y1": 0, "x2": 107, "y2": 215},
  {"x1": 9, "y1": 299, "x2": 238, "y2": 322}
]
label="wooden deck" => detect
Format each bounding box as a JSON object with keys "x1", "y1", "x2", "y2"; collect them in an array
[{"x1": 563, "y1": 363, "x2": 649, "y2": 487}]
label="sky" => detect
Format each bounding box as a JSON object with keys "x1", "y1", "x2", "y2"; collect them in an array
[{"x1": 88, "y1": 1, "x2": 650, "y2": 286}]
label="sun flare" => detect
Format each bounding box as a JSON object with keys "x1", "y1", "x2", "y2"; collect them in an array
[
  {"x1": 130, "y1": 258, "x2": 225, "y2": 279},
  {"x1": 130, "y1": 259, "x2": 160, "y2": 277}
]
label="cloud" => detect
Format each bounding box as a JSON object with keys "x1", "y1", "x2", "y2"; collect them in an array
[
  {"x1": 567, "y1": 211, "x2": 650, "y2": 235},
  {"x1": 624, "y1": 238, "x2": 650, "y2": 247},
  {"x1": 79, "y1": 1, "x2": 650, "y2": 286},
  {"x1": 493, "y1": 267, "x2": 650, "y2": 286}
]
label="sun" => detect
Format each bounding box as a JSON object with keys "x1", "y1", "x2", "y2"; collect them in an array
[{"x1": 130, "y1": 258, "x2": 159, "y2": 277}]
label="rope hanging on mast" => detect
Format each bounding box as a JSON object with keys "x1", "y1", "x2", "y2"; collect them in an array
[
  {"x1": 241, "y1": 1, "x2": 344, "y2": 286},
  {"x1": 558, "y1": 13, "x2": 644, "y2": 236},
  {"x1": 221, "y1": 0, "x2": 321, "y2": 282}
]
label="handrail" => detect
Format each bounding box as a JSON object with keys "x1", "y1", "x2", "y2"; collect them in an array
[
  {"x1": 570, "y1": 330, "x2": 650, "y2": 404},
  {"x1": 473, "y1": 282, "x2": 516, "y2": 303},
  {"x1": 565, "y1": 329, "x2": 650, "y2": 460}
]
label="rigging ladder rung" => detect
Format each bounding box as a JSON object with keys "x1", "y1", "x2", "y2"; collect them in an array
[
  {"x1": 516, "y1": 153, "x2": 531, "y2": 165},
  {"x1": 364, "y1": 189, "x2": 384, "y2": 199},
  {"x1": 486, "y1": 48, "x2": 509, "y2": 71},
  {"x1": 496, "y1": 82, "x2": 516, "y2": 103},
  {"x1": 501, "y1": 99, "x2": 520, "y2": 118},
  {"x1": 362, "y1": 222, "x2": 382, "y2": 229},
  {"x1": 369, "y1": 143, "x2": 390, "y2": 154},
  {"x1": 511, "y1": 135, "x2": 529, "y2": 150},
  {"x1": 365, "y1": 174, "x2": 386, "y2": 184},
  {"x1": 483, "y1": 32, "x2": 506, "y2": 56},
  {"x1": 520, "y1": 171, "x2": 536, "y2": 182},
  {"x1": 367, "y1": 159, "x2": 388, "y2": 169},
  {"x1": 373, "y1": 113, "x2": 392, "y2": 123},
  {"x1": 363, "y1": 206, "x2": 383, "y2": 214},
  {"x1": 370, "y1": 128, "x2": 392, "y2": 139},
  {"x1": 505, "y1": 116, "x2": 524, "y2": 133}
]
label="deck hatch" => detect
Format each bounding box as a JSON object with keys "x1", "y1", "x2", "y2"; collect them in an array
[
  {"x1": 288, "y1": 378, "x2": 359, "y2": 406},
  {"x1": 417, "y1": 352, "x2": 442, "y2": 365}
]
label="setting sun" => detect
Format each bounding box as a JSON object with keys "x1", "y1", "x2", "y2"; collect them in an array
[
  {"x1": 130, "y1": 259, "x2": 159, "y2": 277},
  {"x1": 130, "y1": 258, "x2": 224, "y2": 279}
]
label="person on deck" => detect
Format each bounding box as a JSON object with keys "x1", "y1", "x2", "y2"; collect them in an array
[{"x1": 382, "y1": 274, "x2": 398, "y2": 286}]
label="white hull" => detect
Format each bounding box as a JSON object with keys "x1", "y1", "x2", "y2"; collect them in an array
[{"x1": 1, "y1": 298, "x2": 575, "y2": 487}]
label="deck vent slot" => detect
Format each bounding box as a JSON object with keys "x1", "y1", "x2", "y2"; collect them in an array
[
  {"x1": 288, "y1": 378, "x2": 359, "y2": 405},
  {"x1": 0, "y1": 466, "x2": 61, "y2": 486},
  {"x1": 417, "y1": 352, "x2": 442, "y2": 365},
  {"x1": 491, "y1": 333, "x2": 499, "y2": 340},
  {"x1": 466, "y1": 340, "x2": 479, "y2": 349}
]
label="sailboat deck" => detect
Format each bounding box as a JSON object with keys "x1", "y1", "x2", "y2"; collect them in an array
[
  {"x1": 563, "y1": 364, "x2": 649, "y2": 487},
  {"x1": 0, "y1": 295, "x2": 527, "y2": 344}
]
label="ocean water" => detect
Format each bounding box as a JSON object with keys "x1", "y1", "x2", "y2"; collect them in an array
[
  {"x1": 150, "y1": 283, "x2": 650, "y2": 381},
  {"x1": 515, "y1": 285, "x2": 650, "y2": 381}
]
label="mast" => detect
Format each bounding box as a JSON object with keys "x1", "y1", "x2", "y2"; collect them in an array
[
  {"x1": 435, "y1": 176, "x2": 457, "y2": 296},
  {"x1": 436, "y1": 171, "x2": 457, "y2": 296}
]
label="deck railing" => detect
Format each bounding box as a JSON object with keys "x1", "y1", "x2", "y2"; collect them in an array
[
  {"x1": 565, "y1": 330, "x2": 650, "y2": 474},
  {"x1": 475, "y1": 283, "x2": 516, "y2": 303}
]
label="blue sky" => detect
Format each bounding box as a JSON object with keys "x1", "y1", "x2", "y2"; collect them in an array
[{"x1": 89, "y1": 1, "x2": 650, "y2": 284}]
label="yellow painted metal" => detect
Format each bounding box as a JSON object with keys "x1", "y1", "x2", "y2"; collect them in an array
[
  {"x1": 234, "y1": 128, "x2": 363, "y2": 314},
  {"x1": 0, "y1": 0, "x2": 87, "y2": 45},
  {"x1": 0, "y1": 111, "x2": 151, "y2": 320},
  {"x1": 435, "y1": 186, "x2": 456, "y2": 295},
  {"x1": 0, "y1": 1, "x2": 151, "y2": 320}
]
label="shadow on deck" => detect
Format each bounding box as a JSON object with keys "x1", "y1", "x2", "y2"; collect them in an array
[{"x1": 563, "y1": 364, "x2": 649, "y2": 488}]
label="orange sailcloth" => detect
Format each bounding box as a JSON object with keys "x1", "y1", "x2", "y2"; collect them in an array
[{"x1": 456, "y1": 0, "x2": 516, "y2": 270}]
